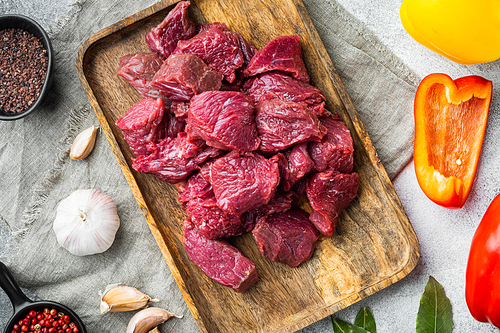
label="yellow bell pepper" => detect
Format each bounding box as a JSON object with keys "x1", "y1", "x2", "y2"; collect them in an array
[{"x1": 400, "y1": 0, "x2": 500, "y2": 65}]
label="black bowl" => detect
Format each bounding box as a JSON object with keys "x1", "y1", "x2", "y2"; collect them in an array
[
  {"x1": 0, "y1": 14, "x2": 53, "y2": 121},
  {"x1": 0, "y1": 262, "x2": 87, "y2": 333}
]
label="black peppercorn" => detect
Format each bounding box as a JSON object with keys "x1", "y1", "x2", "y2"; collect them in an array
[{"x1": 0, "y1": 28, "x2": 48, "y2": 113}]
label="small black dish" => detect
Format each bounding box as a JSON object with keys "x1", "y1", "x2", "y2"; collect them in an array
[
  {"x1": 0, "y1": 14, "x2": 53, "y2": 121},
  {"x1": 0, "y1": 262, "x2": 87, "y2": 333}
]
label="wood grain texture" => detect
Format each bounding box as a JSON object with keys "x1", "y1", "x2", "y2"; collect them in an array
[{"x1": 75, "y1": 1, "x2": 420, "y2": 332}]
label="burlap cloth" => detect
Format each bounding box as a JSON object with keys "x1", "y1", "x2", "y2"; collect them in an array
[{"x1": 0, "y1": 0, "x2": 418, "y2": 331}]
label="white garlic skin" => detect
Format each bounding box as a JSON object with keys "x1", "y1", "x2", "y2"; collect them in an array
[
  {"x1": 53, "y1": 189, "x2": 120, "y2": 256},
  {"x1": 70, "y1": 126, "x2": 98, "y2": 160},
  {"x1": 100, "y1": 284, "x2": 158, "y2": 313},
  {"x1": 126, "y1": 307, "x2": 181, "y2": 333}
]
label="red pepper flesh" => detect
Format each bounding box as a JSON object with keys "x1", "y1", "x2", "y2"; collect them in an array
[
  {"x1": 414, "y1": 74, "x2": 492, "y2": 208},
  {"x1": 466, "y1": 194, "x2": 500, "y2": 328}
]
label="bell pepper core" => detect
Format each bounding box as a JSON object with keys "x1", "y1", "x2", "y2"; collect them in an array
[
  {"x1": 466, "y1": 194, "x2": 500, "y2": 329},
  {"x1": 414, "y1": 74, "x2": 492, "y2": 209}
]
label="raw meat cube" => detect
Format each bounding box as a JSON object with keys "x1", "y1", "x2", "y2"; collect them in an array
[
  {"x1": 256, "y1": 96, "x2": 326, "y2": 154},
  {"x1": 132, "y1": 134, "x2": 199, "y2": 183},
  {"x1": 186, "y1": 194, "x2": 245, "y2": 239},
  {"x1": 174, "y1": 27, "x2": 244, "y2": 83},
  {"x1": 132, "y1": 132, "x2": 221, "y2": 183},
  {"x1": 117, "y1": 53, "x2": 170, "y2": 103},
  {"x1": 115, "y1": 98, "x2": 166, "y2": 156},
  {"x1": 186, "y1": 91, "x2": 260, "y2": 152},
  {"x1": 272, "y1": 143, "x2": 315, "y2": 191},
  {"x1": 178, "y1": 172, "x2": 212, "y2": 209},
  {"x1": 244, "y1": 36, "x2": 309, "y2": 83},
  {"x1": 306, "y1": 169, "x2": 359, "y2": 237},
  {"x1": 285, "y1": 143, "x2": 315, "y2": 188},
  {"x1": 183, "y1": 218, "x2": 259, "y2": 293},
  {"x1": 308, "y1": 113, "x2": 354, "y2": 173},
  {"x1": 196, "y1": 20, "x2": 257, "y2": 65},
  {"x1": 151, "y1": 54, "x2": 223, "y2": 102},
  {"x1": 243, "y1": 72, "x2": 325, "y2": 115},
  {"x1": 207, "y1": 151, "x2": 280, "y2": 216},
  {"x1": 242, "y1": 191, "x2": 293, "y2": 231},
  {"x1": 252, "y1": 208, "x2": 319, "y2": 267},
  {"x1": 145, "y1": 1, "x2": 197, "y2": 58},
  {"x1": 179, "y1": 173, "x2": 245, "y2": 239}
]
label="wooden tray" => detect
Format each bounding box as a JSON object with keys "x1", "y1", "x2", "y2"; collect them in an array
[{"x1": 75, "y1": 0, "x2": 420, "y2": 332}]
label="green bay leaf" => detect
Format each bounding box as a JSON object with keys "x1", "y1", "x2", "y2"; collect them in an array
[
  {"x1": 332, "y1": 317, "x2": 371, "y2": 333},
  {"x1": 416, "y1": 276, "x2": 454, "y2": 333},
  {"x1": 354, "y1": 307, "x2": 377, "y2": 333}
]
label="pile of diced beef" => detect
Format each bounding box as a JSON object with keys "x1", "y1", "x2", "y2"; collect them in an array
[{"x1": 115, "y1": 1, "x2": 359, "y2": 293}]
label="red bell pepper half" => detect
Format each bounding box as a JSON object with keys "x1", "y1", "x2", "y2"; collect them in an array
[
  {"x1": 466, "y1": 194, "x2": 500, "y2": 328},
  {"x1": 414, "y1": 73, "x2": 492, "y2": 208}
]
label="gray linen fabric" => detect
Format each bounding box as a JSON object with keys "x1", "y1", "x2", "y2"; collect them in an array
[
  {"x1": 0, "y1": 0, "x2": 417, "y2": 331},
  {"x1": 304, "y1": 0, "x2": 418, "y2": 178}
]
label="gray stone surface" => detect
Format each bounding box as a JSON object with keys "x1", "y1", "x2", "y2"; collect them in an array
[
  {"x1": 1, "y1": 0, "x2": 500, "y2": 332},
  {"x1": 320, "y1": 1, "x2": 500, "y2": 333}
]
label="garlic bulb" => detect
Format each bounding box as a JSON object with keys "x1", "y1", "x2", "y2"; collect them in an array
[
  {"x1": 100, "y1": 284, "x2": 158, "y2": 313},
  {"x1": 127, "y1": 307, "x2": 182, "y2": 333},
  {"x1": 53, "y1": 189, "x2": 120, "y2": 256}
]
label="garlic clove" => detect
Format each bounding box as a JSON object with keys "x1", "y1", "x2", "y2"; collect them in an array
[
  {"x1": 70, "y1": 125, "x2": 98, "y2": 160},
  {"x1": 100, "y1": 284, "x2": 159, "y2": 313},
  {"x1": 126, "y1": 307, "x2": 182, "y2": 333},
  {"x1": 53, "y1": 189, "x2": 120, "y2": 256},
  {"x1": 148, "y1": 328, "x2": 160, "y2": 333}
]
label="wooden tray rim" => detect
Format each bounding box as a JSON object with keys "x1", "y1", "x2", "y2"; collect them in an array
[{"x1": 74, "y1": 1, "x2": 420, "y2": 331}]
